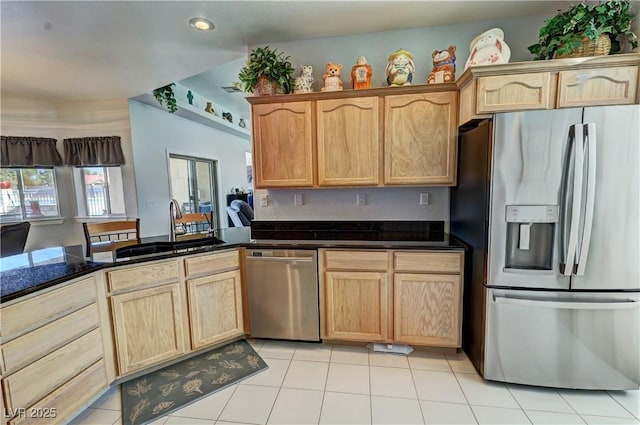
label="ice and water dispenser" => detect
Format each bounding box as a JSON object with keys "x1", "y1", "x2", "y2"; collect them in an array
[{"x1": 505, "y1": 205, "x2": 559, "y2": 271}]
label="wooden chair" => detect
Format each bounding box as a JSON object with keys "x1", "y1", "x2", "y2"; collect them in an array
[
  {"x1": 82, "y1": 219, "x2": 141, "y2": 257},
  {"x1": 174, "y1": 212, "x2": 213, "y2": 236}
]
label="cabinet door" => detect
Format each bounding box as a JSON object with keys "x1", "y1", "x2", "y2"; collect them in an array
[
  {"x1": 111, "y1": 284, "x2": 188, "y2": 376},
  {"x1": 324, "y1": 271, "x2": 387, "y2": 341},
  {"x1": 477, "y1": 72, "x2": 553, "y2": 113},
  {"x1": 393, "y1": 273, "x2": 462, "y2": 347},
  {"x1": 317, "y1": 97, "x2": 380, "y2": 186},
  {"x1": 384, "y1": 92, "x2": 458, "y2": 185},
  {"x1": 557, "y1": 66, "x2": 638, "y2": 108},
  {"x1": 187, "y1": 270, "x2": 244, "y2": 349},
  {"x1": 252, "y1": 102, "x2": 314, "y2": 187}
]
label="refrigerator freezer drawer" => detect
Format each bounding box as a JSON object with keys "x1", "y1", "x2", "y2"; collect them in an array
[{"x1": 485, "y1": 288, "x2": 640, "y2": 390}]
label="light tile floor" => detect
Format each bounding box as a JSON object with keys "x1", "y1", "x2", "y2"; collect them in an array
[{"x1": 73, "y1": 340, "x2": 640, "y2": 425}]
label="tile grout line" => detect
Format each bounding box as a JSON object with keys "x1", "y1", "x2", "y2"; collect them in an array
[
  {"x1": 606, "y1": 390, "x2": 640, "y2": 420},
  {"x1": 504, "y1": 383, "x2": 535, "y2": 425},
  {"x1": 448, "y1": 354, "x2": 481, "y2": 425},
  {"x1": 317, "y1": 343, "x2": 334, "y2": 425},
  {"x1": 262, "y1": 343, "x2": 296, "y2": 425},
  {"x1": 407, "y1": 359, "x2": 428, "y2": 425}
]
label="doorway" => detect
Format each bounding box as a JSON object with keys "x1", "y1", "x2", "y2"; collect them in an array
[{"x1": 168, "y1": 154, "x2": 219, "y2": 229}]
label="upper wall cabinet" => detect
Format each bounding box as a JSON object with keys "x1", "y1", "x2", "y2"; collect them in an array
[
  {"x1": 247, "y1": 84, "x2": 459, "y2": 189},
  {"x1": 317, "y1": 97, "x2": 380, "y2": 186},
  {"x1": 457, "y1": 53, "x2": 640, "y2": 126},
  {"x1": 251, "y1": 102, "x2": 314, "y2": 188},
  {"x1": 384, "y1": 92, "x2": 458, "y2": 185}
]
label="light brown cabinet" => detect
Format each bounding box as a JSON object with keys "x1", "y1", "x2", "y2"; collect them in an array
[
  {"x1": 319, "y1": 249, "x2": 464, "y2": 348},
  {"x1": 0, "y1": 276, "x2": 113, "y2": 425},
  {"x1": 458, "y1": 53, "x2": 640, "y2": 125},
  {"x1": 385, "y1": 91, "x2": 458, "y2": 185},
  {"x1": 251, "y1": 101, "x2": 314, "y2": 188},
  {"x1": 317, "y1": 97, "x2": 380, "y2": 186},
  {"x1": 248, "y1": 85, "x2": 459, "y2": 188},
  {"x1": 110, "y1": 282, "x2": 189, "y2": 375}
]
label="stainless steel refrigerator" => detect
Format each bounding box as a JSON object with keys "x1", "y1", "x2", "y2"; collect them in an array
[{"x1": 451, "y1": 105, "x2": 640, "y2": 390}]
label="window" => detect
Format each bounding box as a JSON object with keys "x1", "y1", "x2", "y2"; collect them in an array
[
  {"x1": 78, "y1": 166, "x2": 125, "y2": 217},
  {"x1": 0, "y1": 168, "x2": 61, "y2": 221},
  {"x1": 168, "y1": 154, "x2": 219, "y2": 229}
]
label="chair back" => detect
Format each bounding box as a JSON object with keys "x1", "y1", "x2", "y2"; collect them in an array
[
  {"x1": 83, "y1": 219, "x2": 141, "y2": 257},
  {"x1": 0, "y1": 222, "x2": 31, "y2": 257},
  {"x1": 174, "y1": 212, "x2": 213, "y2": 235}
]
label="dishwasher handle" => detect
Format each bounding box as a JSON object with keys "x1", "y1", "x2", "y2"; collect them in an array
[{"x1": 245, "y1": 256, "x2": 314, "y2": 263}]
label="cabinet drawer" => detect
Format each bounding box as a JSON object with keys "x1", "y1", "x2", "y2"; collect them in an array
[
  {"x1": 2, "y1": 328, "x2": 103, "y2": 411},
  {"x1": 324, "y1": 250, "x2": 388, "y2": 271},
  {"x1": 477, "y1": 72, "x2": 554, "y2": 113},
  {"x1": 9, "y1": 360, "x2": 107, "y2": 425},
  {"x1": 1, "y1": 304, "x2": 99, "y2": 373},
  {"x1": 557, "y1": 66, "x2": 638, "y2": 108},
  {"x1": 1, "y1": 277, "x2": 96, "y2": 341},
  {"x1": 107, "y1": 259, "x2": 179, "y2": 292},
  {"x1": 394, "y1": 251, "x2": 462, "y2": 273},
  {"x1": 184, "y1": 250, "x2": 239, "y2": 277}
]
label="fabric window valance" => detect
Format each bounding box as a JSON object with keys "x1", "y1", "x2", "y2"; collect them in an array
[
  {"x1": 0, "y1": 136, "x2": 63, "y2": 167},
  {"x1": 63, "y1": 136, "x2": 125, "y2": 166}
]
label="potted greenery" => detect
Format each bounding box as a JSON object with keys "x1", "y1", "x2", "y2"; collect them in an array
[
  {"x1": 528, "y1": 0, "x2": 638, "y2": 60},
  {"x1": 153, "y1": 83, "x2": 178, "y2": 113},
  {"x1": 237, "y1": 46, "x2": 295, "y2": 95}
]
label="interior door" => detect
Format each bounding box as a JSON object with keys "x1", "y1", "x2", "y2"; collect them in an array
[
  {"x1": 571, "y1": 105, "x2": 640, "y2": 290},
  {"x1": 488, "y1": 109, "x2": 582, "y2": 289}
]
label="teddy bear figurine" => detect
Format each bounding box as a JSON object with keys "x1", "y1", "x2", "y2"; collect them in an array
[
  {"x1": 351, "y1": 56, "x2": 373, "y2": 89},
  {"x1": 427, "y1": 45, "x2": 456, "y2": 84},
  {"x1": 294, "y1": 65, "x2": 314, "y2": 94},
  {"x1": 386, "y1": 49, "x2": 415, "y2": 87},
  {"x1": 322, "y1": 62, "x2": 343, "y2": 92}
]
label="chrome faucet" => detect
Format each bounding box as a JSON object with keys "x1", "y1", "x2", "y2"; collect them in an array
[{"x1": 169, "y1": 199, "x2": 182, "y2": 242}]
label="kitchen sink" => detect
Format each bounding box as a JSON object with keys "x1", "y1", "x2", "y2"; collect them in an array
[{"x1": 115, "y1": 236, "x2": 225, "y2": 258}]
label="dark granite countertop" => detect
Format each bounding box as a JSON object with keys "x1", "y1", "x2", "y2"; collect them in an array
[{"x1": 1, "y1": 221, "x2": 464, "y2": 304}]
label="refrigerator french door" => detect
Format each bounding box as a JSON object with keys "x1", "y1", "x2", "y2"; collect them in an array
[{"x1": 484, "y1": 105, "x2": 640, "y2": 390}]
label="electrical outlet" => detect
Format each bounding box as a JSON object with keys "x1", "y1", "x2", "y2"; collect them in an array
[
  {"x1": 294, "y1": 193, "x2": 303, "y2": 206},
  {"x1": 420, "y1": 192, "x2": 429, "y2": 205},
  {"x1": 356, "y1": 193, "x2": 366, "y2": 206},
  {"x1": 260, "y1": 194, "x2": 269, "y2": 207}
]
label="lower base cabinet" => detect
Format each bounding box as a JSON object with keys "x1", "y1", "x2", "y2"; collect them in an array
[{"x1": 320, "y1": 249, "x2": 464, "y2": 347}]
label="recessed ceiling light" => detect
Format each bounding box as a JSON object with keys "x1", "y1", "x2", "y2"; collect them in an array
[{"x1": 189, "y1": 17, "x2": 214, "y2": 31}]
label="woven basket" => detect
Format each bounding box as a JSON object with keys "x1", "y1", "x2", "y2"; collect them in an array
[
  {"x1": 555, "y1": 34, "x2": 611, "y2": 59},
  {"x1": 253, "y1": 75, "x2": 278, "y2": 96}
]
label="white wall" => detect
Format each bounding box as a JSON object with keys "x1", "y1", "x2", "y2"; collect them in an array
[
  {"x1": 1, "y1": 96, "x2": 137, "y2": 250},
  {"x1": 128, "y1": 100, "x2": 251, "y2": 237},
  {"x1": 245, "y1": 14, "x2": 555, "y2": 223}
]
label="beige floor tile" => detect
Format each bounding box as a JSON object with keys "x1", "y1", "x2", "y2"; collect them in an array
[
  {"x1": 370, "y1": 366, "x2": 417, "y2": 399},
  {"x1": 69, "y1": 408, "x2": 121, "y2": 425},
  {"x1": 445, "y1": 352, "x2": 477, "y2": 374},
  {"x1": 247, "y1": 339, "x2": 265, "y2": 352},
  {"x1": 471, "y1": 406, "x2": 531, "y2": 425},
  {"x1": 607, "y1": 390, "x2": 640, "y2": 419},
  {"x1": 559, "y1": 390, "x2": 635, "y2": 419},
  {"x1": 170, "y1": 385, "x2": 236, "y2": 420},
  {"x1": 580, "y1": 414, "x2": 640, "y2": 424},
  {"x1": 371, "y1": 395, "x2": 424, "y2": 424},
  {"x1": 241, "y1": 358, "x2": 290, "y2": 387},
  {"x1": 525, "y1": 410, "x2": 585, "y2": 424},
  {"x1": 507, "y1": 384, "x2": 574, "y2": 414},
  {"x1": 294, "y1": 342, "x2": 332, "y2": 362},
  {"x1": 325, "y1": 362, "x2": 370, "y2": 395},
  {"x1": 218, "y1": 384, "x2": 279, "y2": 424},
  {"x1": 320, "y1": 391, "x2": 371, "y2": 425},
  {"x1": 258, "y1": 341, "x2": 297, "y2": 360},
  {"x1": 330, "y1": 345, "x2": 369, "y2": 365},
  {"x1": 420, "y1": 400, "x2": 478, "y2": 425},
  {"x1": 456, "y1": 372, "x2": 519, "y2": 408},
  {"x1": 282, "y1": 360, "x2": 329, "y2": 391},
  {"x1": 267, "y1": 388, "x2": 324, "y2": 425},
  {"x1": 164, "y1": 416, "x2": 213, "y2": 425},
  {"x1": 408, "y1": 351, "x2": 451, "y2": 372},
  {"x1": 91, "y1": 386, "x2": 123, "y2": 411},
  {"x1": 412, "y1": 370, "x2": 467, "y2": 404},
  {"x1": 369, "y1": 352, "x2": 410, "y2": 369}
]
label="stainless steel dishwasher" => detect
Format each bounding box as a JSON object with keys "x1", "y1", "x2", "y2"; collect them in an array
[{"x1": 245, "y1": 249, "x2": 320, "y2": 341}]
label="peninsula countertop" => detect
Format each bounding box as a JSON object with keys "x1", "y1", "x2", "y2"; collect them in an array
[{"x1": 1, "y1": 224, "x2": 466, "y2": 304}]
